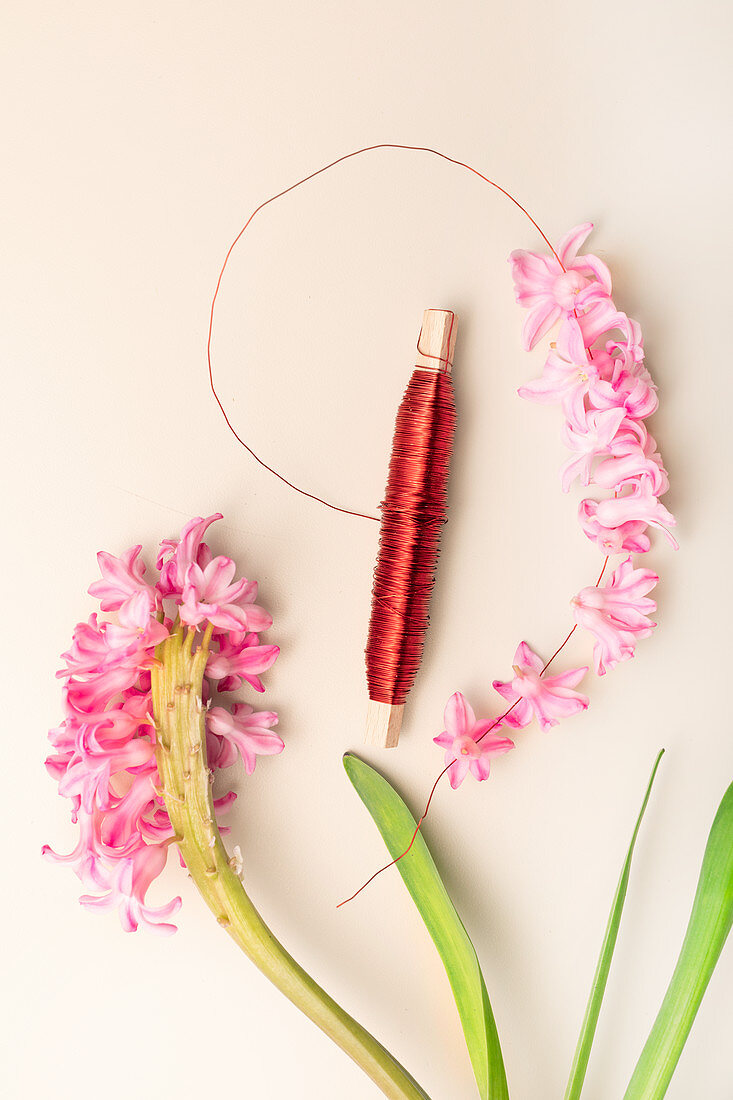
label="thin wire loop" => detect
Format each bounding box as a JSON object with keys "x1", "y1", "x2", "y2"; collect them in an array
[
  {"x1": 204, "y1": 144, "x2": 595, "y2": 908},
  {"x1": 206, "y1": 144, "x2": 564, "y2": 520}
]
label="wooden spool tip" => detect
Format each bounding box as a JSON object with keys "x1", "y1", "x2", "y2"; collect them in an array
[
  {"x1": 415, "y1": 308, "x2": 458, "y2": 373},
  {"x1": 365, "y1": 700, "x2": 404, "y2": 749}
]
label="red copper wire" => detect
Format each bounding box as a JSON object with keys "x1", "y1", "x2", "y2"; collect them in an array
[{"x1": 365, "y1": 367, "x2": 456, "y2": 707}]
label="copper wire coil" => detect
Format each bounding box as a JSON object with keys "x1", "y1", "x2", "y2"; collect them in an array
[{"x1": 365, "y1": 368, "x2": 456, "y2": 706}]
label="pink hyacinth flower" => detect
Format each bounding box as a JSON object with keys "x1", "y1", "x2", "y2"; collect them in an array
[
  {"x1": 231, "y1": 579, "x2": 273, "y2": 633},
  {"x1": 59, "y1": 597, "x2": 167, "y2": 682},
  {"x1": 572, "y1": 557, "x2": 658, "y2": 675},
  {"x1": 493, "y1": 642, "x2": 589, "y2": 731},
  {"x1": 57, "y1": 614, "x2": 122, "y2": 678},
  {"x1": 180, "y1": 557, "x2": 270, "y2": 633},
  {"x1": 589, "y1": 357, "x2": 658, "y2": 422},
  {"x1": 206, "y1": 631, "x2": 280, "y2": 693},
  {"x1": 58, "y1": 727, "x2": 155, "y2": 816},
  {"x1": 510, "y1": 223, "x2": 613, "y2": 350},
  {"x1": 593, "y1": 475, "x2": 678, "y2": 548},
  {"x1": 433, "y1": 692, "x2": 514, "y2": 789},
  {"x1": 63, "y1": 663, "x2": 147, "y2": 715},
  {"x1": 99, "y1": 771, "x2": 159, "y2": 849},
  {"x1": 559, "y1": 406, "x2": 627, "y2": 492},
  {"x1": 578, "y1": 499, "x2": 651, "y2": 554},
  {"x1": 88, "y1": 545, "x2": 157, "y2": 614},
  {"x1": 80, "y1": 843, "x2": 181, "y2": 936},
  {"x1": 517, "y1": 316, "x2": 609, "y2": 427},
  {"x1": 104, "y1": 591, "x2": 169, "y2": 655},
  {"x1": 593, "y1": 427, "x2": 669, "y2": 497},
  {"x1": 207, "y1": 704, "x2": 283, "y2": 773},
  {"x1": 157, "y1": 513, "x2": 223, "y2": 598}
]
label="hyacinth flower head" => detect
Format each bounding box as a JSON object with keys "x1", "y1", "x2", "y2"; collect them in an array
[
  {"x1": 45, "y1": 515, "x2": 428, "y2": 1099},
  {"x1": 45, "y1": 513, "x2": 281, "y2": 933}
]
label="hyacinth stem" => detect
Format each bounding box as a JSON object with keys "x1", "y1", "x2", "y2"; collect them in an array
[{"x1": 151, "y1": 624, "x2": 430, "y2": 1100}]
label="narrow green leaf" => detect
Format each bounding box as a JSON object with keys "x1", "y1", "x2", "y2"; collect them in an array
[
  {"x1": 564, "y1": 749, "x2": 665, "y2": 1100},
  {"x1": 623, "y1": 779, "x2": 733, "y2": 1099},
  {"x1": 344, "y1": 753, "x2": 509, "y2": 1100}
]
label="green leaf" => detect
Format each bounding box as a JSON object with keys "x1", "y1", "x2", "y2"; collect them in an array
[
  {"x1": 623, "y1": 779, "x2": 733, "y2": 1099},
  {"x1": 343, "y1": 753, "x2": 508, "y2": 1100},
  {"x1": 564, "y1": 749, "x2": 665, "y2": 1100}
]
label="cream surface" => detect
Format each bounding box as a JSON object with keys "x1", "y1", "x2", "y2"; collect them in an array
[{"x1": 3, "y1": 2, "x2": 732, "y2": 1097}]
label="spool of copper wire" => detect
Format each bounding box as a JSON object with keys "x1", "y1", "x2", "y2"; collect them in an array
[{"x1": 365, "y1": 309, "x2": 457, "y2": 748}]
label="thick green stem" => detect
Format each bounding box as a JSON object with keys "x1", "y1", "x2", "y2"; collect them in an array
[{"x1": 151, "y1": 626, "x2": 429, "y2": 1100}]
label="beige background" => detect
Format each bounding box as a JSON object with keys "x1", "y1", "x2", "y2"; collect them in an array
[{"x1": 2, "y1": 2, "x2": 732, "y2": 1098}]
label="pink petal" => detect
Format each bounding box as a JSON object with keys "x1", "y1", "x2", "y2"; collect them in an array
[
  {"x1": 443, "y1": 692, "x2": 474, "y2": 739},
  {"x1": 522, "y1": 303, "x2": 562, "y2": 351},
  {"x1": 448, "y1": 756, "x2": 471, "y2": 789},
  {"x1": 557, "y1": 222, "x2": 594, "y2": 265}
]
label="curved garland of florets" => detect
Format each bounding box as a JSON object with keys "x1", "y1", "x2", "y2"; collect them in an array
[
  {"x1": 44, "y1": 514, "x2": 282, "y2": 933},
  {"x1": 434, "y1": 224, "x2": 677, "y2": 788}
]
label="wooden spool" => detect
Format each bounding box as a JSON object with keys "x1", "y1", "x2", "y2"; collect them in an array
[{"x1": 365, "y1": 308, "x2": 457, "y2": 748}]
